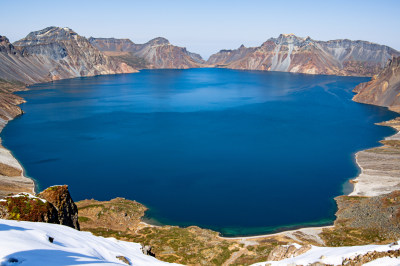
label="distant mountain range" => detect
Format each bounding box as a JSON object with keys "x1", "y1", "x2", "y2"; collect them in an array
[
  {"x1": 207, "y1": 34, "x2": 400, "y2": 77},
  {"x1": 89, "y1": 37, "x2": 206, "y2": 69},
  {"x1": 0, "y1": 27, "x2": 399, "y2": 110},
  {"x1": 0, "y1": 27, "x2": 135, "y2": 84}
]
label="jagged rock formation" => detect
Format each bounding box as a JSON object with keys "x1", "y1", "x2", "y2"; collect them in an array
[
  {"x1": 0, "y1": 27, "x2": 135, "y2": 85},
  {"x1": 207, "y1": 34, "x2": 400, "y2": 76},
  {"x1": 0, "y1": 186, "x2": 79, "y2": 230},
  {"x1": 38, "y1": 185, "x2": 80, "y2": 230},
  {"x1": 353, "y1": 56, "x2": 400, "y2": 111},
  {"x1": 89, "y1": 37, "x2": 206, "y2": 69}
]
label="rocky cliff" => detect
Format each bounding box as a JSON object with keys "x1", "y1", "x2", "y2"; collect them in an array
[
  {"x1": 89, "y1": 37, "x2": 206, "y2": 69},
  {"x1": 0, "y1": 185, "x2": 79, "y2": 230},
  {"x1": 38, "y1": 185, "x2": 80, "y2": 230},
  {"x1": 353, "y1": 57, "x2": 400, "y2": 111},
  {"x1": 0, "y1": 27, "x2": 135, "y2": 85},
  {"x1": 207, "y1": 34, "x2": 400, "y2": 76}
]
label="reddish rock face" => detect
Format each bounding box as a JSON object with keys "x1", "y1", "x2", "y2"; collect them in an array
[
  {"x1": 38, "y1": 185, "x2": 80, "y2": 230},
  {"x1": 0, "y1": 185, "x2": 80, "y2": 230},
  {"x1": 353, "y1": 56, "x2": 400, "y2": 110},
  {"x1": 207, "y1": 34, "x2": 400, "y2": 77}
]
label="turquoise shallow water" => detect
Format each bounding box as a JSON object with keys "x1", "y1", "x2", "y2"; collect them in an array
[{"x1": 2, "y1": 68, "x2": 398, "y2": 236}]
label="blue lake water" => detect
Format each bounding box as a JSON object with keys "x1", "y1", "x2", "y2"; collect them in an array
[{"x1": 2, "y1": 69, "x2": 398, "y2": 236}]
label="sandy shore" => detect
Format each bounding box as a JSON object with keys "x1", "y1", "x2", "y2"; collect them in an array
[
  {"x1": 0, "y1": 121, "x2": 35, "y2": 198},
  {"x1": 349, "y1": 118, "x2": 400, "y2": 197}
]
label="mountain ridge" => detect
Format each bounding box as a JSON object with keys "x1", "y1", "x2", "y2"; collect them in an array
[
  {"x1": 89, "y1": 36, "x2": 206, "y2": 69},
  {"x1": 0, "y1": 26, "x2": 136, "y2": 85},
  {"x1": 207, "y1": 34, "x2": 400, "y2": 76}
]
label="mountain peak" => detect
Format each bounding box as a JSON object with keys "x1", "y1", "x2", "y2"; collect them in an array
[
  {"x1": 280, "y1": 33, "x2": 296, "y2": 37},
  {"x1": 0, "y1": 35, "x2": 16, "y2": 54},
  {"x1": 147, "y1": 37, "x2": 170, "y2": 46},
  {"x1": 14, "y1": 26, "x2": 79, "y2": 46}
]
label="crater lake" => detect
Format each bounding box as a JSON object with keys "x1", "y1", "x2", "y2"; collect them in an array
[{"x1": 2, "y1": 68, "x2": 397, "y2": 236}]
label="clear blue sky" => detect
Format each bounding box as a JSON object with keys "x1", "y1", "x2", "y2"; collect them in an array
[{"x1": 1, "y1": 0, "x2": 399, "y2": 59}]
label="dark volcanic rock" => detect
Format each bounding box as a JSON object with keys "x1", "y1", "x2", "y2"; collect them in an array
[
  {"x1": 38, "y1": 185, "x2": 80, "y2": 230},
  {"x1": 207, "y1": 34, "x2": 400, "y2": 76},
  {"x1": 141, "y1": 244, "x2": 156, "y2": 257}
]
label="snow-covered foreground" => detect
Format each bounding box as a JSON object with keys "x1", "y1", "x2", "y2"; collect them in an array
[
  {"x1": 0, "y1": 219, "x2": 178, "y2": 266},
  {"x1": 2, "y1": 218, "x2": 400, "y2": 266},
  {"x1": 252, "y1": 243, "x2": 400, "y2": 266}
]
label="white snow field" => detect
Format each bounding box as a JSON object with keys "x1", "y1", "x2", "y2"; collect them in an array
[
  {"x1": 2, "y1": 218, "x2": 400, "y2": 266},
  {"x1": 0, "y1": 219, "x2": 179, "y2": 266},
  {"x1": 252, "y1": 243, "x2": 400, "y2": 265}
]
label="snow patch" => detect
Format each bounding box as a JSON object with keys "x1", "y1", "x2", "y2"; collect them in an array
[
  {"x1": 10, "y1": 193, "x2": 46, "y2": 203},
  {"x1": 251, "y1": 242, "x2": 400, "y2": 266},
  {"x1": 0, "y1": 219, "x2": 178, "y2": 265}
]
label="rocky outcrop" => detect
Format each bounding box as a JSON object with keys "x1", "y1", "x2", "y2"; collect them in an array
[
  {"x1": 0, "y1": 193, "x2": 59, "y2": 223},
  {"x1": 341, "y1": 248, "x2": 400, "y2": 265},
  {"x1": 0, "y1": 27, "x2": 136, "y2": 85},
  {"x1": 353, "y1": 56, "x2": 400, "y2": 111},
  {"x1": 89, "y1": 37, "x2": 206, "y2": 69},
  {"x1": 207, "y1": 34, "x2": 400, "y2": 76},
  {"x1": 334, "y1": 191, "x2": 400, "y2": 239},
  {"x1": 267, "y1": 244, "x2": 312, "y2": 261},
  {"x1": 0, "y1": 186, "x2": 79, "y2": 230},
  {"x1": 38, "y1": 185, "x2": 80, "y2": 230},
  {"x1": 76, "y1": 198, "x2": 146, "y2": 232}
]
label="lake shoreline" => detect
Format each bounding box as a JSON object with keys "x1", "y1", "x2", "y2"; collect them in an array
[
  {"x1": 0, "y1": 74, "x2": 399, "y2": 241},
  {"x1": 0, "y1": 88, "x2": 35, "y2": 198},
  {"x1": 218, "y1": 114, "x2": 400, "y2": 241}
]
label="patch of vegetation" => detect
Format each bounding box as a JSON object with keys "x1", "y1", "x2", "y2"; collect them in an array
[
  {"x1": 77, "y1": 204, "x2": 106, "y2": 211},
  {"x1": 0, "y1": 195, "x2": 56, "y2": 222},
  {"x1": 380, "y1": 140, "x2": 400, "y2": 148},
  {"x1": 76, "y1": 198, "x2": 299, "y2": 265},
  {"x1": 230, "y1": 244, "x2": 275, "y2": 266},
  {"x1": 87, "y1": 224, "x2": 236, "y2": 265},
  {"x1": 320, "y1": 227, "x2": 389, "y2": 247},
  {"x1": 78, "y1": 216, "x2": 91, "y2": 223}
]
